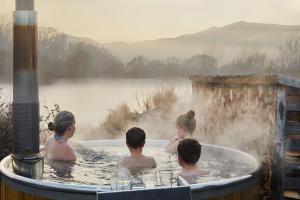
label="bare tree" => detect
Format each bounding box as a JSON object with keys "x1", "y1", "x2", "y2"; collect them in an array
[
  {"x1": 277, "y1": 34, "x2": 300, "y2": 75},
  {"x1": 185, "y1": 54, "x2": 218, "y2": 75}
]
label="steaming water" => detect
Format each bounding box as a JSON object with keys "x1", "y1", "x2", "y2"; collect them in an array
[
  {"x1": 0, "y1": 78, "x2": 192, "y2": 137},
  {"x1": 2, "y1": 78, "x2": 257, "y2": 186},
  {"x1": 40, "y1": 145, "x2": 254, "y2": 186}
]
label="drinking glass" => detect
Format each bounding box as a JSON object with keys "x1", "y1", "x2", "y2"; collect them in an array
[
  {"x1": 116, "y1": 177, "x2": 131, "y2": 190},
  {"x1": 142, "y1": 172, "x2": 156, "y2": 189},
  {"x1": 159, "y1": 170, "x2": 173, "y2": 187}
]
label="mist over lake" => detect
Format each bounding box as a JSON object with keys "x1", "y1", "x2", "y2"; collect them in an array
[{"x1": 0, "y1": 78, "x2": 192, "y2": 138}]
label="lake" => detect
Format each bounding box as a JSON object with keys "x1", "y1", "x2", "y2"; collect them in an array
[{"x1": 0, "y1": 78, "x2": 192, "y2": 139}]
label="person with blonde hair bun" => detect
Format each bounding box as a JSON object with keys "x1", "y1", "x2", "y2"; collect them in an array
[{"x1": 165, "y1": 110, "x2": 196, "y2": 154}]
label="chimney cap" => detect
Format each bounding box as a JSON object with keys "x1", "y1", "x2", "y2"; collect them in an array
[{"x1": 16, "y1": 0, "x2": 34, "y2": 11}]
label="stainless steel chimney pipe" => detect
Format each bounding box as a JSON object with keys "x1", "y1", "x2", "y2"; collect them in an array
[{"x1": 12, "y1": 0, "x2": 43, "y2": 179}]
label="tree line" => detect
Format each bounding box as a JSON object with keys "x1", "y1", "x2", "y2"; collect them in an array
[{"x1": 0, "y1": 18, "x2": 299, "y2": 84}]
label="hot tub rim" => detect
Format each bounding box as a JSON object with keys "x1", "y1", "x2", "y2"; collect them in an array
[{"x1": 0, "y1": 141, "x2": 262, "y2": 199}]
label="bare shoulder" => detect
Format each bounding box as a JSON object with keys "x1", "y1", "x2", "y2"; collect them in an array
[
  {"x1": 63, "y1": 143, "x2": 75, "y2": 152},
  {"x1": 61, "y1": 143, "x2": 76, "y2": 161},
  {"x1": 164, "y1": 139, "x2": 180, "y2": 154},
  {"x1": 120, "y1": 157, "x2": 129, "y2": 167},
  {"x1": 45, "y1": 136, "x2": 54, "y2": 145},
  {"x1": 44, "y1": 137, "x2": 54, "y2": 151},
  {"x1": 177, "y1": 171, "x2": 184, "y2": 177},
  {"x1": 144, "y1": 156, "x2": 157, "y2": 168},
  {"x1": 199, "y1": 169, "x2": 209, "y2": 176}
]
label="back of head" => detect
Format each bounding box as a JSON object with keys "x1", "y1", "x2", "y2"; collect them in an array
[
  {"x1": 48, "y1": 111, "x2": 75, "y2": 136},
  {"x1": 126, "y1": 127, "x2": 146, "y2": 149},
  {"x1": 176, "y1": 110, "x2": 196, "y2": 133},
  {"x1": 178, "y1": 138, "x2": 201, "y2": 165}
]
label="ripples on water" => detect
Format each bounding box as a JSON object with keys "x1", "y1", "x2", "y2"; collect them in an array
[{"x1": 43, "y1": 146, "x2": 254, "y2": 186}]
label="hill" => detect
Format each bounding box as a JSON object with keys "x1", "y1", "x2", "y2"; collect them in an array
[{"x1": 104, "y1": 21, "x2": 300, "y2": 62}]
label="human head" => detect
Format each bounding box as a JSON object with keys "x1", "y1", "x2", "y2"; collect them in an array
[
  {"x1": 48, "y1": 111, "x2": 76, "y2": 137},
  {"x1": 126, "y1": 127, "x2": 146, "y2": 149},
  {"x1": 177, "y1": 139, "x2": 201, "y2": 166},
  {"x1": 176, "y1": 110, "x2": 196, "y2": 136}
]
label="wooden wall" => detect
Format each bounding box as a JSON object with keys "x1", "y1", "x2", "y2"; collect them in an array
[
  {"x1": 271, "y1": 85, "x2": 300, "y2": 199},
  {"x1": 283, "y1": 87, "x2": 300, "y2": 199}
]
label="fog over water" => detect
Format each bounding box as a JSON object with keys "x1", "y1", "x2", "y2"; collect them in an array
[{"x1": 0, "y1": 78, "x2": 192, "y2": 136}]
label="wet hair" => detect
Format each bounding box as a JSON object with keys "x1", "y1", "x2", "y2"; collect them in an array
[
  {"x1": 177, "y1": 139, "x2": 201, "y2": 165},
  {"x1": 176, "y1": 110, "x2": 196, "y2": 133},
  {"x1": 126, "y1": 127, "x2": 146, "y2": 149},
  {"x1": 48, "y1": 111, "x2": 75, "y2": 136}
]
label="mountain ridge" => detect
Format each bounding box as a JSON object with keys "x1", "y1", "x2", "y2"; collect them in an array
[
  {"x1": 104, "y1": 21, "x2": 300, "y2": 45},
  {"x1": 102, "y1": 21, "x2": 300, "y2": 62}
]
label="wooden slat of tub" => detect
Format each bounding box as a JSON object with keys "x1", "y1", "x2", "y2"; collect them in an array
[
  {"x1": 284, "y1": 191, "x2": 300, "y2": 199},
  {"x1": 1, "y1": 181, "x2": 5, "y2": 200},
  {"x1": 286, "y1": 151, "x2": 300, "y2": 157},
  {"x1": 288, "y1": 103, "x2": 300, "y2": 112},
  {"x1": 287, "y1": 139, "x2": 300, "y2": 152},
  {"x1": 288, "y1": 136, "x2": 300, "y2": 140},
  {"x1": 285, "y1": 162, "x2": 300, "y2": 176},
  {"x1": 287, "y1": 87, "x2": 300, "y2": 96},
  {"x1": 4, "y1": 181, "x2": 21, "y2": 200},
  {"x1": 0, "y1": 178, "x2": 3, "y2": 200},
  {"x1": 287, "y1": 111, "x2": 300, "y2": 123},
  {"x1": 284, "y1": 177, "x2": 300, "y2": 190},
  {"x1": 22, "y1": 192, "x2": 50, "y2": 200},
  {"x1": 287, "y1": 123, "x2": 300, "y2": 135},
  {"x1": 1, "y1": 180, "x2": 51, "y2": 200},
  {"x1": 288, "y1": 94, "x2": 300, "y2": 101},
  {"x1": 286, "y1": 155, "x2": 300, "y2": 167},
  {"x1": 288, "y1": 94, "x2": 300, "y2": 99},
  {"x1": 208, "y1": 183, "x2": 260, "y2": 200}
]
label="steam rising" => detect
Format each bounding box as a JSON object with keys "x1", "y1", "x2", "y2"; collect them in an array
[
  {"x1": 82, "y1": 82, "x2": 275, "y2": 161},
  {"x1": 193, "y1": 85, "x2": 275, "y2": 159}
]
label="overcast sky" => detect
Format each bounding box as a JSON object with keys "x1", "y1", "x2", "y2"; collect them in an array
[{"x1": 1, "y1": 0, "x2": 300, "y2": 42}]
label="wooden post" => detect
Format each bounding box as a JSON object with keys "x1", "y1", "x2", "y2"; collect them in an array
[{"x1": 271, "y1": 86, "x2": 287, "y2": 200}]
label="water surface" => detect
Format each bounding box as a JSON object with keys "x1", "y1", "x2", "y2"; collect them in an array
[
  {"x1": 0, "y1": 78, "x2": 192, "y2": 137},
  {"x1": 42, "y1": 144, "x2": 255, "y2": 186}
]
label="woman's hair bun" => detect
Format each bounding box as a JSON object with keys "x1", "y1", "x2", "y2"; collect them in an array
[
  {"x1": 176, "y1": 110, "x2": 196, "y2": 133},
  {"x1": 186, "y1": 110, "x2": 195, "y2": 118},
  {"x1": 48, "y1": 122, "x2": 55, "y2": 131}
]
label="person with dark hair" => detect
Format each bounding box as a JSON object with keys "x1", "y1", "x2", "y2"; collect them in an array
[
  {"x1": 44, "y1": 111, "x2": 77, "y2": 161},
  {"x1": 177, "y1": 138, "x2": 202, "y2": 184},
  {"x1": 165, "y1": 110, "x2": 196, "y2": 153},
  {"x1": 120, "y1": 127, "x2": 156, "y2": 173}
]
